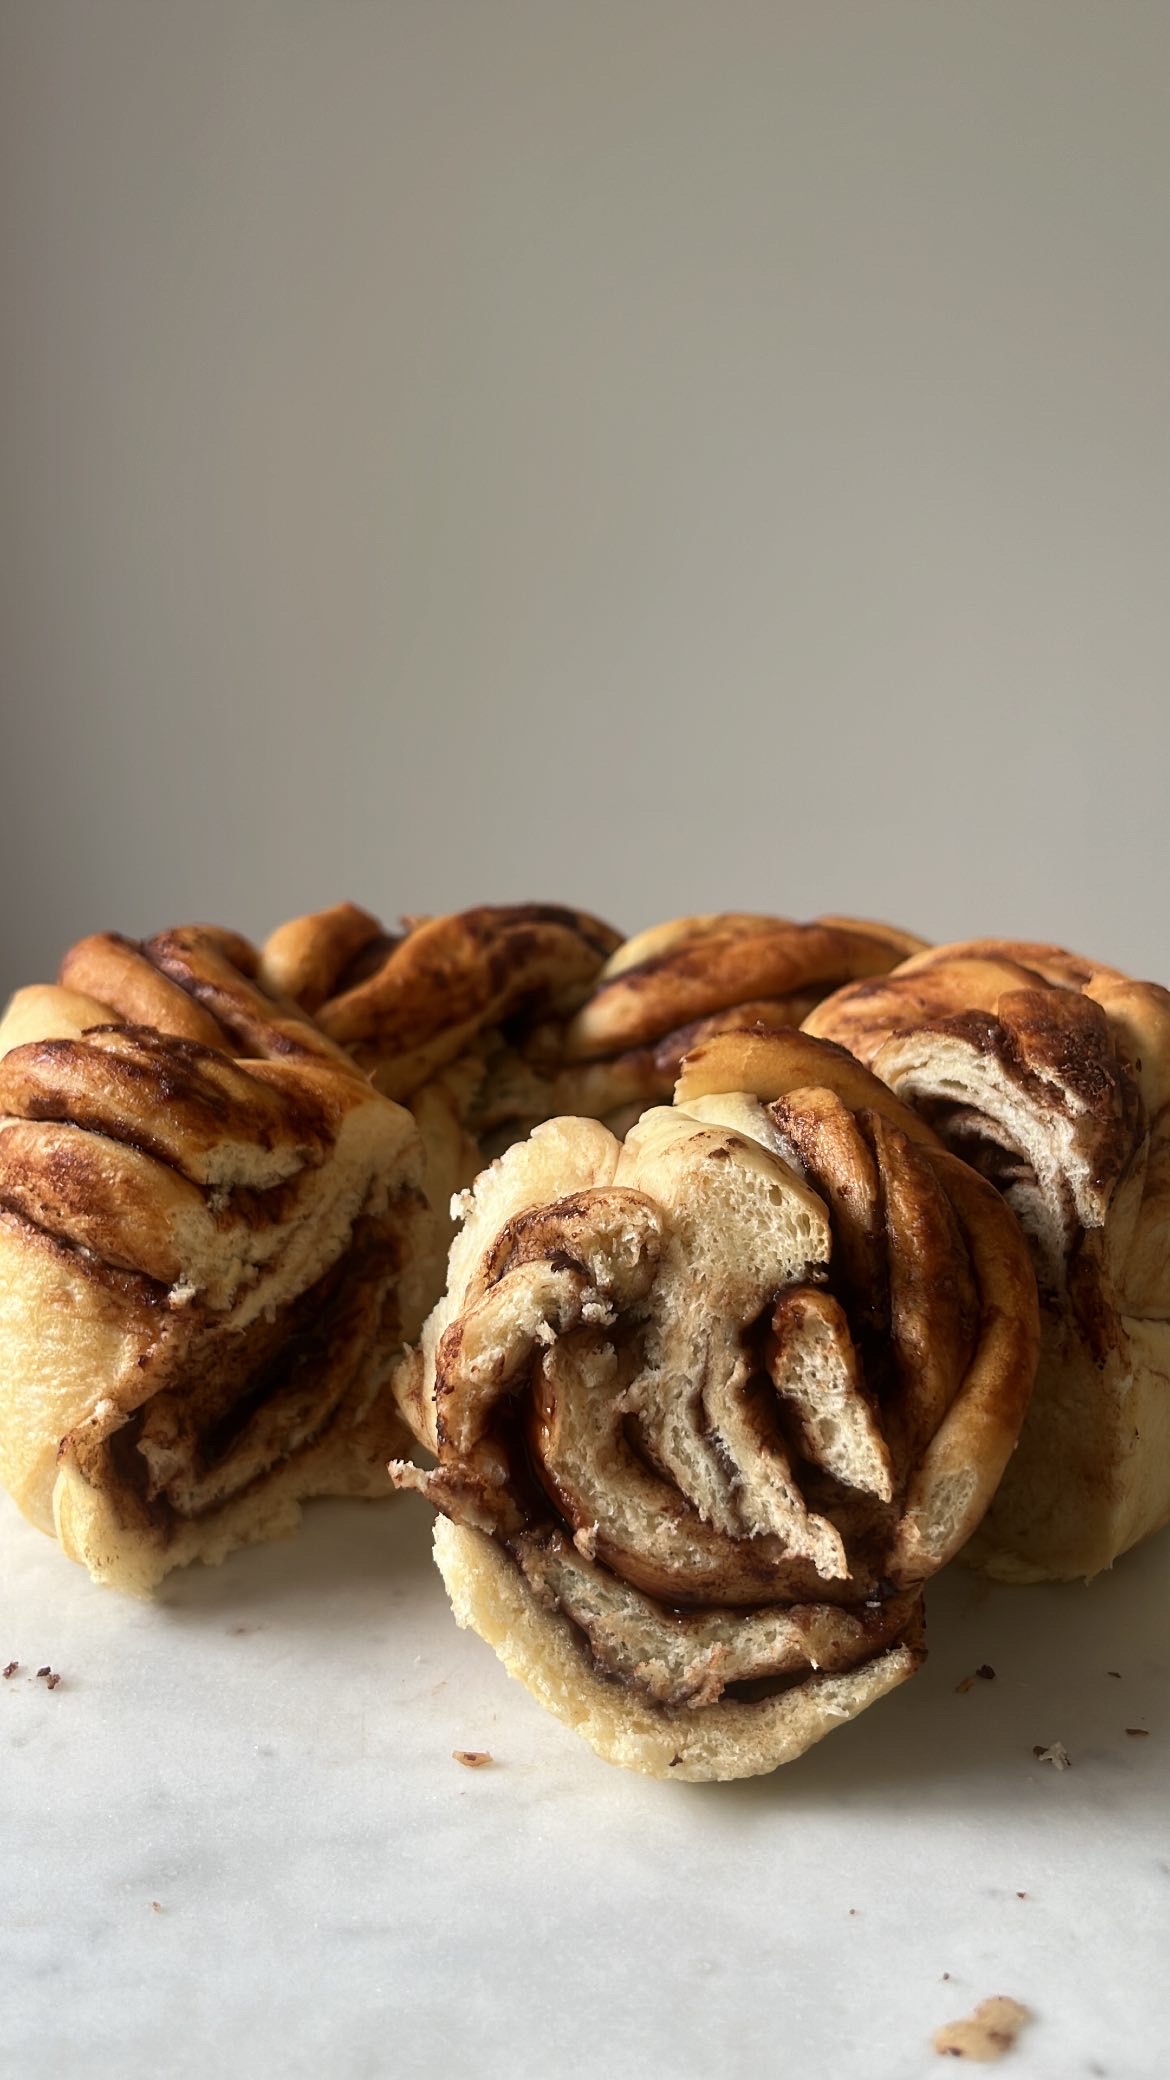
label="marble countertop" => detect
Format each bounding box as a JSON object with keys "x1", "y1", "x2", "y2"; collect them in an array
[{"x1": 3, "y1": 1488, "x2": 1167, "y2": 2079}]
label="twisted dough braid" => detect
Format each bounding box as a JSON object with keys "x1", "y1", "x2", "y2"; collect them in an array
[
  {"x1": 258, "y1": 905, "x2": 929, "y2": 1191},
  {"x1": 516, "y1": 912, "x2": 931, "y2": 1128},
  {"x1": 392, "y1": 1029, "x2": 1037, "y2": 1780},
  {"x1": 0, "y1": 924, "x2": 431, "y2": 1591},
  {"x1": 259, "y1": 900, "x2": 627, "y2": 1239},
  {"x1": 260, "y1": 901, "x2": 622, "y2": 1099},
  {"x1": 809, "y1": 940, "x2": 1170, "y2": 1578},
  {"x1": 54, "y1": 922, "x2": 362, "y2": 1069}
]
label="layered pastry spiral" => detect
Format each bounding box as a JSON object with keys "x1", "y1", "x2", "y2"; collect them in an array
[
  {"x1": 809, "y1": 941, "x2": 1170, "y2": 1580},
  {"x1": 391, "y1": 1029, "x2": 1038, "y2": 1780},
  {"x1": 0, "y1": 925, "x2": 431, "y2": 1591}
]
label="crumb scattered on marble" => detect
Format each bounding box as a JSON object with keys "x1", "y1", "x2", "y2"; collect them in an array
[
  {"x1": 452, "y1": 1749, "x2": 492, "y2": 1769},
  {"x1": 1032, "y1": 1742, "x2": 1070, "y2": 1770},
  {"x1": 932, "y1": 1995, "x2": 1032, "y2": 2061},
  {"x1": 45, "y1": 1672, "x2": 61, "y2": 1691},
  {"x1": 1106, "y1": 1669, "x2": 1121, "y2": 1679},
  {"x1": 975, "y1": 1664, "x2": 995, "y2": 1681},
  {"x1": 2, "y1": 1662, "x2": 17, "y2": 1679},
  {"x1": 1125, "y1": 1727, "x2": 1149, "y2": 1738},
  {"x1": 956, "y1": 1674, "x2": 977, "y2": 1695},
  {"x1": 1015, "y1": 1891, "x2": 1027, "y2": 1900},
  {"x1": 151, "y1": 1901, "x2": 164, "y2": 1914},
  {"x1": 848, "y1": 1907, "x2": 858, "y2": 1916},
  {"x1": 941, "y1": 1972, "x2": 952, "y2": 1982},
  {"x1": 36, "y1": 1666, "x2": 51, "y2": 1679}
]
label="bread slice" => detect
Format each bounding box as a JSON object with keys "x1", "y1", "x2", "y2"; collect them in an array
[{"x1": 394, "y1": 1030, "x2": 1037, "y2": 1779}]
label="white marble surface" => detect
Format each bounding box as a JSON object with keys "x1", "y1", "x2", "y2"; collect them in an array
[{"x1": 2, "y1": 1487, "x2": 1167, "y2": 2080}]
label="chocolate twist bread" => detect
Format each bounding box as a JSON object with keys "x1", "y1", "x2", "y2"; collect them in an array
[
  {"x1": 0, "y1": 926, "x2": 431, "y2": 1591},
  {"x1": 391, "y1": 1029, "x2": 1038, "y2": 1780},
  {"x1": 260, "y1": 901, "x2": 624, "y2": 1231},
  {"x1": 809, "y1": 940, "x2": 1170, "y2": 1579},
  {"x1": 496, "y1": 911, "x2": 931, "y2": 1132},
  {"x1": 260, "y1": 903, "x2": 927, "y2": 1177}
]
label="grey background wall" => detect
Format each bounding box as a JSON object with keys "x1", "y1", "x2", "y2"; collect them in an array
[{"x1": 2, "y1": 1, "x2": 1167, "y2": 995}]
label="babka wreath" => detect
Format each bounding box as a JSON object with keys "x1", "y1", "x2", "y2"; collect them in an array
[{"x1": 1, "y1": 905, "x2": 1166, "y2": 1779}]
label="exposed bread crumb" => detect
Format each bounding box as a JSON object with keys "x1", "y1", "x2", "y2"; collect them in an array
[
  {"x1": 45, "y1": 1672, "x2": 61, "y2": 1691},
  {"x1": 1015, "y1": 1891, "x2": 1027, "y2": 1899},
  {"x1": 956, "y1": 1674, "x2": 976, "y2": 1695},
  {"x1": 151, "y1": 1901, "x2": 164, "y2": 1914},
  {"x1": 1125, "y1": 1727, "x2": 1149, "y2": 1738},
  {"x1": 572, "y1": 1522, "x2": 599, "y2": 1563},
  {"x1": 1032, "y1": 1742, "x2": 1070, "y2": 1770},
  {"x1": 975, "y1": 1664, "x2": 996, "y2": 1681},
  {"x1": 36, "y1": 1666, "x2": 51, "y2": 1680},
  {"x1": 933, "y1": 1996, "x2": 1031, "y2": 2061},
  {"x1": 452, "y1": 1749, "x2": 492, "y2": 1769},
  {"x1": 2, "y1": 1662, "x2": 17, "y2": 1679}
]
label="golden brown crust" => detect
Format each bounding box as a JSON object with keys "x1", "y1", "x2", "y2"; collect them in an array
[
  {"x1": 810, "y1": 941, "x2": 1170, "y2": 1578},
  {"x1": 805, "y1": 938, "x2": 1125, "y2": 1068},
  {"x1": 562, "y1": 913, "x2": 928, "y2": 1064},
  {"x1": 393, "y1": 1030, "x2": 1037, "y2": 1779},
  {"x1": 261, "y1": 902, "x2": 622, "y2": 1099},
  {"x1": 60, "y1": 925, "x2": 357, "y2": 1069}
]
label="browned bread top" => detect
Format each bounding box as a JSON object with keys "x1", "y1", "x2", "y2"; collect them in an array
[{"x1": 261, "y1": 901, "x2": 622, "y2": 1099}]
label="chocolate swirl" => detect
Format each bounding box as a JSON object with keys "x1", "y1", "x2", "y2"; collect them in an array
[
  {"x1": 0, "y1": 927, "x2": 431, "y2": 1592},
  {"x1": 393, "y1": 1030, "x2": 1037, "y2": 1780},
  {"x1": 810, "y1": 941, "x2": 1170, "y2": 1578}
]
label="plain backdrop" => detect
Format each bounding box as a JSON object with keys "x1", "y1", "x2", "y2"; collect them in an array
[{"x1": 2, "y1": 1, "x2": 1167, "y2": 997}]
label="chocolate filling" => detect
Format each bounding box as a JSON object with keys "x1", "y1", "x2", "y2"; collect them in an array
[{"x1": 78, "y1": 1213, "x2": 403, "y2": 1540}]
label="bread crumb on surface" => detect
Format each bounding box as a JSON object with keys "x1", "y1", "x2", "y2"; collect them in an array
[
  {"x1": 932, "y1": 1996, "x2": 1032, "y2": 2061},
  {"x1": 1032, "y1": 1741, "x2": 1070, "y2": 1770},
  {"x1": 2, "y1": 1662, "x2": 17, "y2": 1679},
  {"x1": 452, "y1": 1749, "x2": 492, "y2": 1768},
  {"x1": 1125, "y1": 1727, "x2": 1150, "y2": 1738},
  {"x1": 36, "y1": 1666, "x2": 51, "y2": 1679},
  {"x1": 151, "y1": 1901, "x2": 164, "y2": 1914}
]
